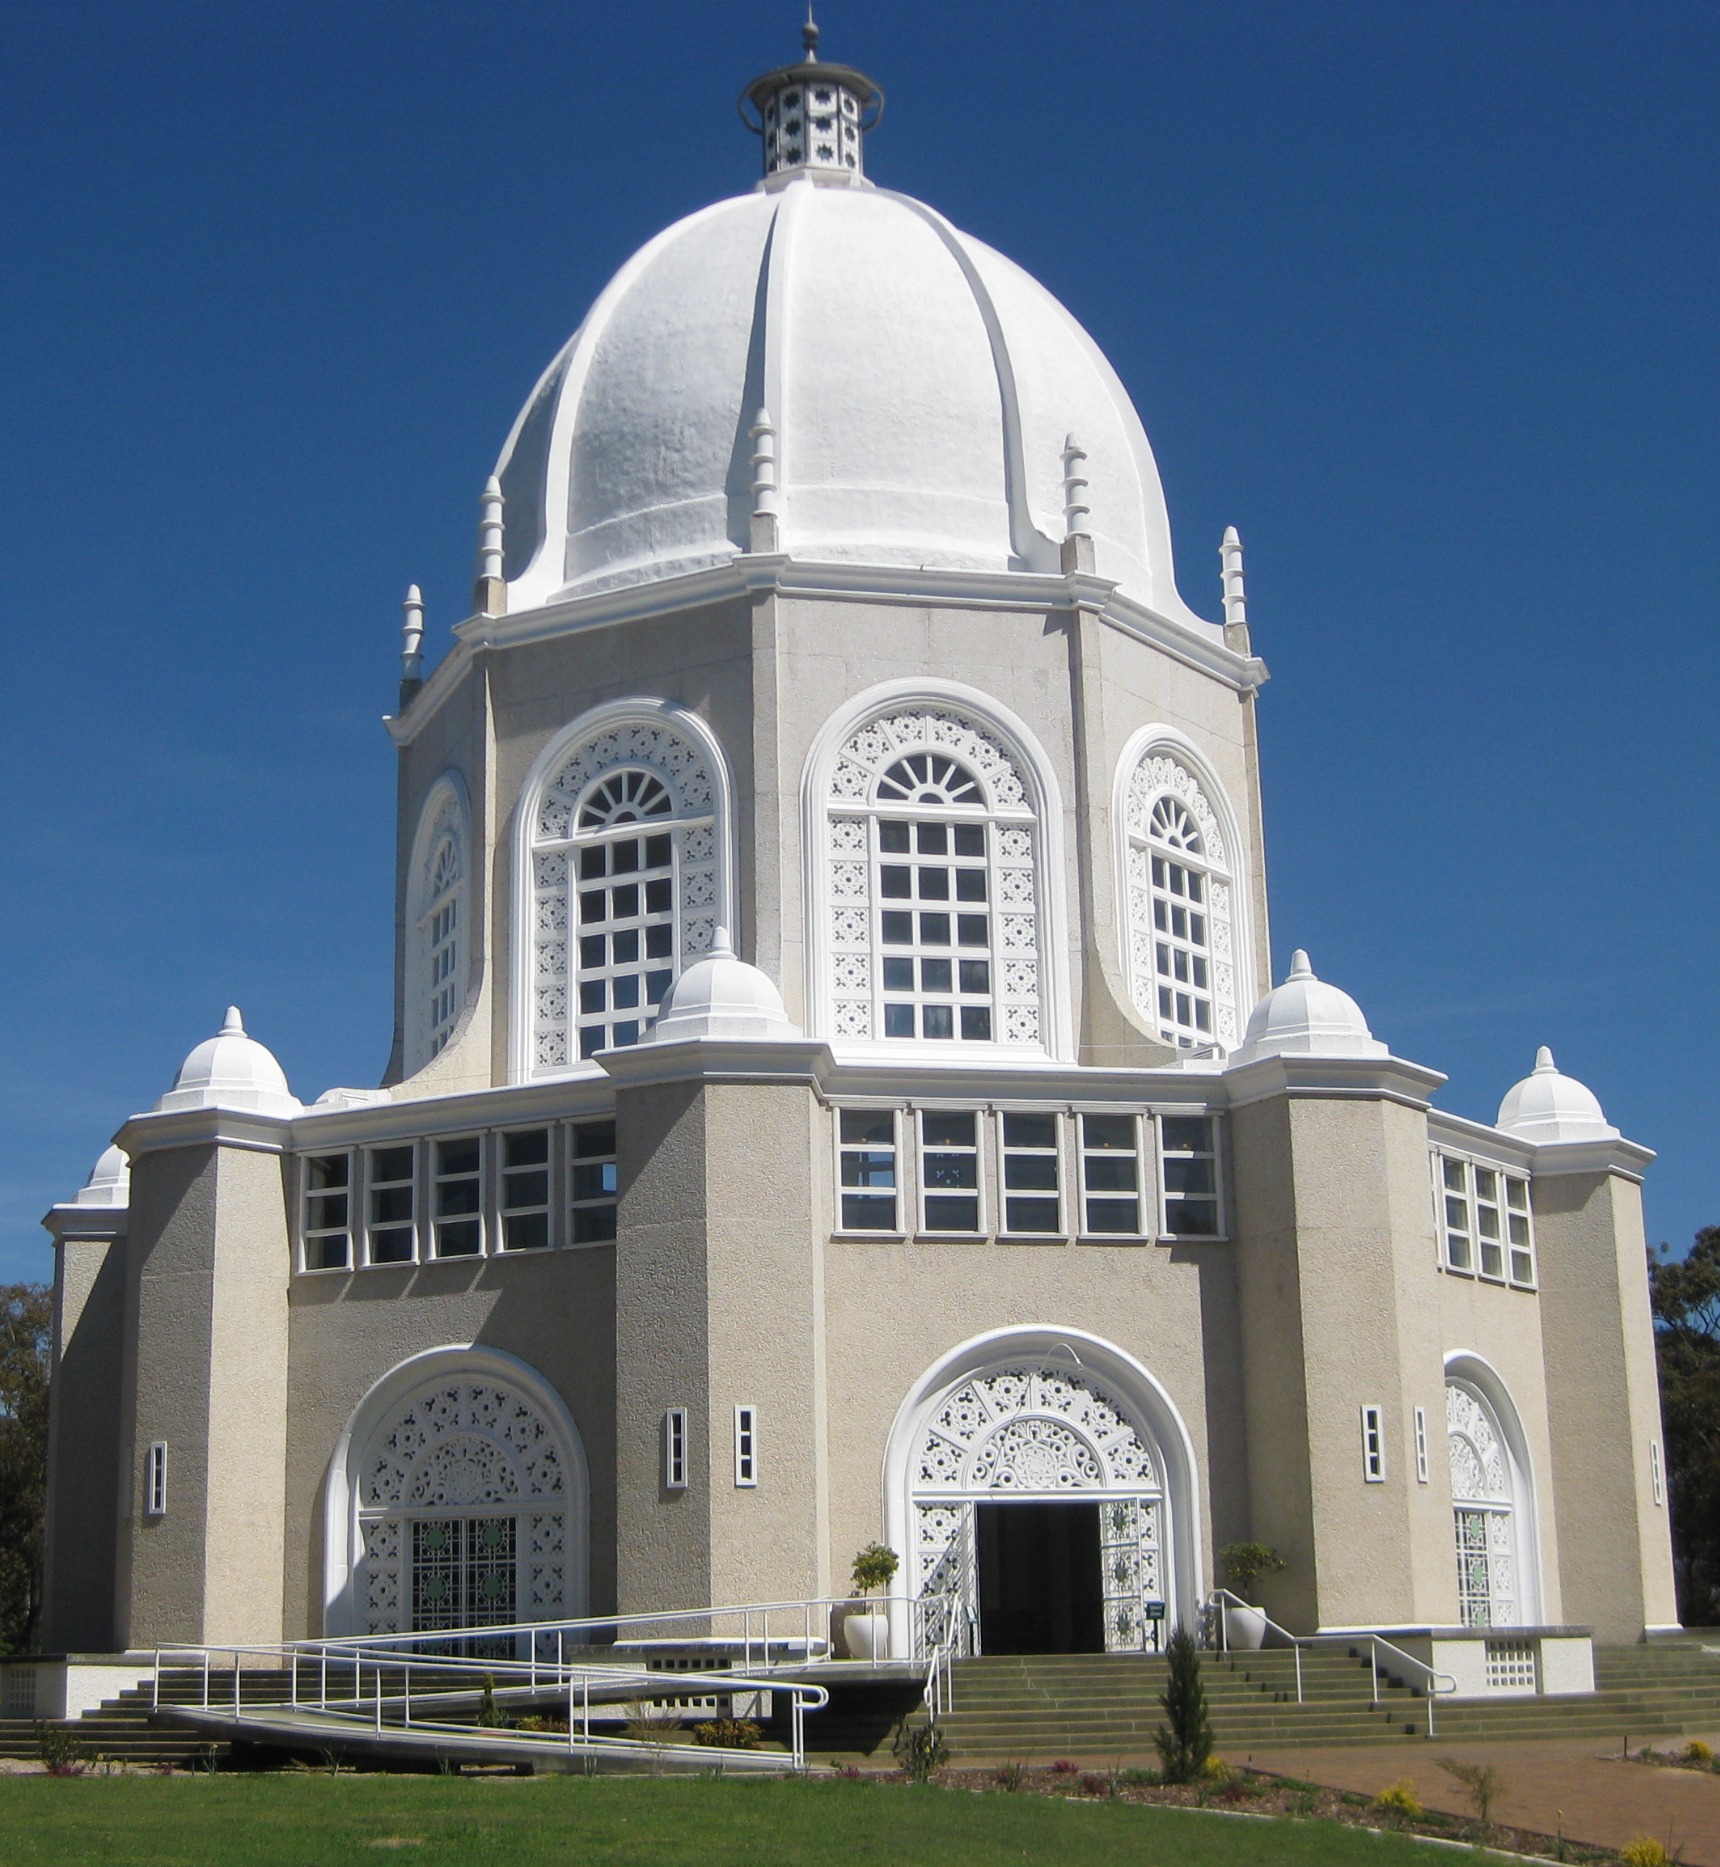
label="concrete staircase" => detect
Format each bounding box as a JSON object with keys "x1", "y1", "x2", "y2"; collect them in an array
[{"x1": 0, "y1": 1669, "x2": 298, "y2": 1768}]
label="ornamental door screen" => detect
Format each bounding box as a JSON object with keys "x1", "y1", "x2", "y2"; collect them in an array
[
  {"x1": 1447, "y1": 1383, "x2": 1518, "y2": 1627},
  {"x1": 910, "y1": 1365, "x2": 1169, "y2": 1654}
]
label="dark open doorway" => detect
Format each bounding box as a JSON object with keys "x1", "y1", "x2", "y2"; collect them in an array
[{"x1": 975, "y1": 1499, "x2": 1106, "y2": 1654}]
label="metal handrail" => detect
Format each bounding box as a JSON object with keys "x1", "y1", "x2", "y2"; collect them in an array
[{"x1": 1208, "y1": 1588, "x2": 1458, "y2": 1737}]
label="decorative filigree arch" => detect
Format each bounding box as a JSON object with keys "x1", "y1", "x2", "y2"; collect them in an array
[{"x1": 1445, "y1": 1364, "x2": 1540, "y2": 1631}]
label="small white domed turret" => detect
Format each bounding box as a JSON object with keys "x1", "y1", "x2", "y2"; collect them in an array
[
  {"x1": 1231, "y1": 950, "x2": 1388, "y2": 1063},
  {"x1": 71, "y1": 1144, "x2": 130, "y2": 1207},
  {"x1": 1496, "y1": 1047, "x2": 1618, "y2": 1144},
  {"x1": 648, "y1": 932, "x2": 800, "y2": 1044},
  {"x1": 156, "y1": 1006, "x2": 299, "y2": 1116}
]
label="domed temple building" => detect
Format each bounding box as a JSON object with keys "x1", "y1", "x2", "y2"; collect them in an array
[{"x1": 33, "y1": 32, "x2": 1673, "y2": 1713}]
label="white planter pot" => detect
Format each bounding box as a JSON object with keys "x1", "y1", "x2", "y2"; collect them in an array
[
  {"x1": 1223, "y1": 1605, "x2": 1268, "y2": 1652},
  {"x1": 843, "y1": 1609, "x2": 890, "y2": 1662}
]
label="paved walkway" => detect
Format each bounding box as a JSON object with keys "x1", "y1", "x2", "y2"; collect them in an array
[{"x1": 1230, "y1": 1734, "x2": 1720, "y2": 1865}]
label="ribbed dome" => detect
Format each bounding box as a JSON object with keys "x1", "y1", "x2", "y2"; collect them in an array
[
  {"x1": 1496, "y1": 1047, "x2": 1618, "y2": 1144},
  {"x1": 72, "y1": 1144, "x2": 130, "y2": 1207},
  {"x1": 494, "y1": 178, "x2": 1201, "y2": 625},
  {"x1": 649, "y1": 931, "x2": 800, "y2": 1044},
  {"x1": 1231, "y1": 950, "x2": 1388, "y2": 1063},
  {"x1": 157, "y1": 1006, "x2": 299, "y2": 1116}
]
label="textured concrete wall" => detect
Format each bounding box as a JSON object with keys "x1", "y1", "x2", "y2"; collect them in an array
[
  {"x1": 1536, "y1": 1169, "x2": 1678, "y2": 1641},
  {"x1": 283, "y1": 1242, "x2": 617, "y2": 1637},
  {"x1": 42, "y1": 1235, "x2": 125, "y2": 1653}
]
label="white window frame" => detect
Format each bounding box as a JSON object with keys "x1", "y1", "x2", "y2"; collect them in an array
[
  {"x1": 498, "y1": 1126, "x2": 554, "y2": 1252},
  {"x1": 834, "y1": 1106, "x2": 903, "y2": 1235},
  {"x1": 1433, "y1": 1151, "x2": 1535, "y2": 1289},
  {"x1": 916, "y1": 1107, "x2": 985, "y2": 1238},
  {"x1": 146, "y1": 1442, "x2": 168, "y2": 1518},
  {"x1": 1156, "y1": 1113, "x2": 1223, "y2": 1240},
  {"x1": 1414, "y1": 1406, "x2": 1430, "y2": 1484},
  {"x1": 431, "y1": 1133, "x2": 486, "y2": 1259},
  {"x1": 663, "y1": 1408, "x2": 689, "y2": 1491},
  {"x1": 1361, "y1": 1404, "x2": 1386, "y2": 1483},
  {"x1": 734, "y1": 1406, "x2": 758, "y2": 1487},
  {"x1": 569, "y1": 1118, "x2": 619, "y2": 1246},
  {"x1": 405, "y1": 774, "x2": 470, "y2": 1076},
  {"x1": 1076, "y1": 1109, "x2": 1150, "y2": 1242},
  {"x1": 364, "y1": 1141, "x2": 419, "y2": 1267},
  {"x1": 301, "y1": 1151, "x2": 353, "y2": 1273},
  {"x1": 1651, "y1": 1439, "x2": 1665, "y2": 1507},
  {"x1": 996, "y1": 1108, "x2": 1065, "y2": 1239}
]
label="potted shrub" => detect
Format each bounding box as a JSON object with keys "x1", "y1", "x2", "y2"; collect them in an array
[
  {"x1": 843, "y1": 1543, "x2": 899, "y2": 1661},
  {"x1": 1218, "y1": 1542, "x2": 1285, "y2": 1651}
]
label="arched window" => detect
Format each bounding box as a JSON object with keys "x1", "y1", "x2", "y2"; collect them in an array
[
  {"x1": 522, "y1": 707, "x2": 727, "y2": 1074},
  {"x1": 1447, "y1": 1380, "x2": 1522, "y2": 1628},
  {"x1": 1121, "y1": 747, "x2": 1240, "y2": 1051},
  {"x1": 824, "y1": 705, "x2": 1046, "y2": 1047},
  {"x1": 406, "y1": 779, "x2": 469, "y2": 1075}
]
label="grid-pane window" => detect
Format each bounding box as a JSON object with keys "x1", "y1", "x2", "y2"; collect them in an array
[
  {"x1": 367, "y1": 1145, "x2": 417, "y2": 1264},
  {"x1": 303, "y1": 1153, "x2": 352, "y2": 1270},
  {"x1": 1079, "y1": 1113, "x2": 1147, "y2": 1237},
  {"x1": 1435, "y1": 1154, "x2": 1534, "y2": 1289},
  {"x1": 919, "y1": 1110, "x2": 981, "y2": 1233},
  {"x1": 1160, "y1": 1116, "x2": 1219, "y2": 1236},
  {"x1": 501, "y1": 1129, "x2": 551, "y2": 1250},
  {"x1": 576, "y1": 796, "x2": 677, "y2": 1059},
  {"x1": 425, "y1": 835, "x2": 461, "y2": 1059},
  {"x1": 1145, "y1": 798, "x2": 1215, "y2": 1047},
  {"x1": 1000, "y1": 1111, "x2": 1061, "y2": 1235},
  {"x1": 433, "y1": 1136, "x2": 483, "y2": 1257},
  {"x1": 570, "y1": 1120, "x2": 618, "y2": 1243},
  {"x1": 876, "y1": 773, "x2": 996, "y2": 1042},
  {"x1": 838, "y1": 1109, "x2": 899, "y2": 1232}
]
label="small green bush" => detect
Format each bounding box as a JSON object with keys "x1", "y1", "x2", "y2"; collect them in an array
[
  {"x1": 993, "y1": 1759, "x2": 1026, "y2": 1792},
  {"x1": 1620, "y1": 1839, "x2": 1675, "y2": 1867},
  {"x1": 1436, "y1": 1757, "x2": 1505, "y2": 1826},
  {"x1": 1683, "y1": 1739, "x2": 1713, "y2": 1765},
  {"x1": 850, "y1": 1543, "x2": 899, "y2": 1597},
  {"x1": 691, "y1": 1718, "x2": 762, "y2": 1750},
  {"x1": 891, "y1": 1721, "x2": 948, "y2": 1783},
  {"x1": 33, "y1": 1723, "x2": 87, "y2": 1777},
  {"x1": 1370, "y1": 1778, "x2": 1424, "y2": 1822},
  {"x1": 1154, "y1": 1625, "x2": 1213, "y2": 1784}
]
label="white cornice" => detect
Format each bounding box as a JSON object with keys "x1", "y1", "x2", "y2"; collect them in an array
[
  {"x1": 1221, "y1": 1052, "x2": 1448, "y2": 1112},
  {"x1": 42, "y1": 1205, "x2": 127, "y2": 1244},
  {"x1": 386, "y1": 555, "x2": 1267, "y2": 747},
  {"x1": 116, "y1": 1106, "x2": 294, "y2": 1159},
  {"x1": 1525, "y1": 1134, "x2": 1656, "y2": 1182},
  {"x1": 1427, "y1": 1107, "x2": 1654, "y2": 1182}
]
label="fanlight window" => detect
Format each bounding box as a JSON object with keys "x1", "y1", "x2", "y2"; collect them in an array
[
  {"x1": 424, "y1": 836, "x2": 461, "y2": 1059},
  {"x1": 407, "y1": 782, "x2": 468, "y2": 1074},
  {"x1": 528, "y1": 719, "x2": 721, "y2": 1073},
  {"x1": 1447, "y1": 1381, "x2": 1519, "y2": 1628},
  {"x1": 1123, "y1": 753, "x2": 1238, "y2": 1051},
  {"x1": 825, "y1": 708, "x2": 1044, "y2": 1047}
]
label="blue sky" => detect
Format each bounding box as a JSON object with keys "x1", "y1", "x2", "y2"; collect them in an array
[{"x1": 2, "y1": 1, "x2": 1715, "y2": 1282}]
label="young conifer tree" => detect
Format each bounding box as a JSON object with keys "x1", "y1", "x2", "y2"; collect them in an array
[{"x1": 1154, "y1": 1624, "x2": 1213, "y2": 1783}]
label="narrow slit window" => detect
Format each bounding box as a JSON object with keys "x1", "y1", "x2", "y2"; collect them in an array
[
  {"x1": 1361, "y1": 1404, "x2": 1386, "y2": 1483},
  {"x1": 570, "y1": 1119, "x2": 618, "y2": 1243},
  {"x1": 302, "y1": 1153, "x2": 352, "y2": 1271},
  {"x1": 433, "y1": 1136, "x2": 484, "y2": 1257},
  {"x1": 664, "y1": 1408, "x2": 689, "y2": 1491},
  {"x1": 838, "y1": 1109, "x2": 899, "y2": 1232},
  {"x1": 1079, "y1": 1112, "x2": 1146, "y2": 1238},
  {"x1": 366, "y1": 1145, "x2": 417, "y2": 1265},
  {"x1": 919, "y1": 1110, "x2": 981, "y2": 1234},
  {"x1": 1414, "y1": 1406, "x2": 1430, "y2": 1484},
  {"x1": 1651, "y1": 1439, "x2": 1665, "y2": 1507},
  {"x1": 146, "y1": 1442, "x2": 168, "y2": 1518},
  {"x1": 999, "y1": 1111, "x2": 1062, "y2": 1236},
  {"x1": 734, "y1": 1406, "x2": 758, "y2": 1487},
  {"x1": 1159, "y1": 1116, "x2": 1220, "y2": 1237},
  {"x1": 501, "y1": 1128, "x2": 551, "y2": 1250}
]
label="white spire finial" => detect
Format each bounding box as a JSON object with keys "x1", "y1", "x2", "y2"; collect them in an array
[
  {"x1": 401, "y1": 583, "x2": 424, "y2": 681},
  {"x1": 1060, "y1": 435, "x2": 1094, "y2": 573},
  {"x1": 1534, "y1": 1045, "x2": 1557, "y2": 1073},
  {"x1": 1221, "y1": 525, "x2": 1250, "y2": 650},
  {"x1": 803, "y1": 3, "x2": 819, "y2": 60},
  {"x1": 475, "y1": 476, "x2": 507, "y2": 617},
  {"x1": 220, "y1": 1006, "x2": 245, "y2": 1036},
  {"x1": 1287, "y1": 949, "x2": 1313, "y2": 980},
  {"x1": 749, "y1": 409, "x2": 780, "y2": 551}
]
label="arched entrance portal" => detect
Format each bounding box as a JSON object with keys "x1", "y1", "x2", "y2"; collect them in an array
[
  {"x1": 886, "y1": 1329, "x2": 1202, "y2": 1655},
  {"x1": 1445, "y1": 1354, "x2": 1542, "y2": 1629},
  {"x1": 323, "y1": 1347, "x2": 589, "y2": 1645}
]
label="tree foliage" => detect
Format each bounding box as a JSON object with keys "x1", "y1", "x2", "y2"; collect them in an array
[
  {"x1": 0, "y1": 1283, "x2": 52, "y2": 1655},
  {"x1": 1650, "y1": 1228, "x2": 1720, "y2": 1626},
  {"x1": 1153, "y1": 1623, "x2": 1212, "y2": 1783}
]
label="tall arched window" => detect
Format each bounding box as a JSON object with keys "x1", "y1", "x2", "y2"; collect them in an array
[
  {"x1": 406, "y1": 778, "x2": 470, "y2": 1075},
  {"x1": 1447, "y1": 1379, "x2": 1522, "y2": 1627},
  {"x1": 824, "y1": 706, "x2": 1045, "y2": 1047},
  {"x1": 1120, "y1": 745, "x2": 1241, "y2": 1051},
  {"x1": 521, "y1": 706, "x2": 728, "y2": 1074}
]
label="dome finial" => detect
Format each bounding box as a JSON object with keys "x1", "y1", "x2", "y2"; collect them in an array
[
  {"x1": 739, "y1": 20, "x2": 882, "y2": 181},
  {"x1": 749, "y1": 409, "x2": 781, "y2": 551},
  {"x1": 1287, "y1": 949, "x2": 1313, "y2": 980},
  {"x1": 1059, "y1": 435, "x2": 1095, "y2": 573},
  {"x1": 1534, "y1": 1044, "x2": 1557, "y2": 1073},
  {"x1": 474, "y1": 476, "x2": 507, "y2": 618},
  {"x1": 221, "y1": 1005, "x2": 245, "y2": 1036},
  {"x1": 1221, "y1": 526, "x2": 1250, "y2": 650}
]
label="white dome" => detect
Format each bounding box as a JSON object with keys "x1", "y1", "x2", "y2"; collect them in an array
[
  {"x1": 495, "y1": 178, "x2": 1203, "y2": 625},
  {"x1": 1232, "y1": 950, "x2": 1387, "y2": 1063},
  {"x1": 648, "y1": 932, "x2": 799, "y2": 1044},
  {"x1": 157, "y1": 1006, "x2": 299, "y2": 1116},
  {"x1": 72, "y1": 1144, "x2": 130, "y2": 1207},
  {"x1": 1496, "y1": 1046, "x2": 1618, "y2": 1144}
]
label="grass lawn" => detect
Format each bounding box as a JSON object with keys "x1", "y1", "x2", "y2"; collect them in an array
[{"x1": 0, "y1": 1773, "x2": 1461, "y2": 1865}]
